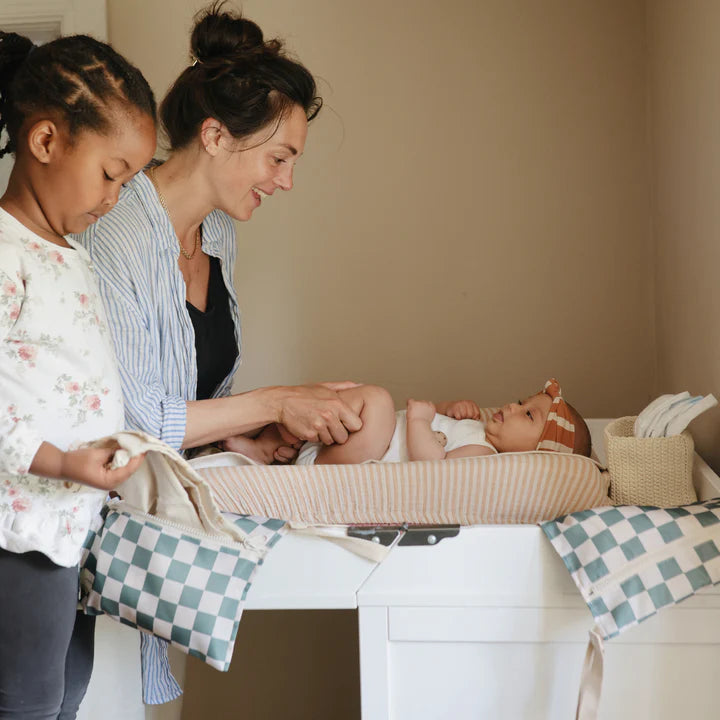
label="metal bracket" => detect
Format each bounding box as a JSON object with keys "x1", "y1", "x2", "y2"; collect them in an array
[
  {"x1": 346, "y1": 525, "x2": 404, "y2": 546},
  {"x1": 398, "y1": 525, "x2": 460, "y2": 546},
  {"x1": 346, "y1": 524, "x2": 460, "y2": 547}
]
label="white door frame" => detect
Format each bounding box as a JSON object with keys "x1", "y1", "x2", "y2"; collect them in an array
[
  {"x1": 0, "y1": 1, "x2": 108, "y2": 193},
  {"x1": 0, "y1": 1, "x2": 107, "y2": 41}
]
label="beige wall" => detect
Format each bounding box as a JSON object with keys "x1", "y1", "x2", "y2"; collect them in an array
[
  {"x1": 108, "y1": 0, "x2": 654, "y2": 422},
  {"x1": 106, "y1": 1, "x2": 669, "y2": 719},
  {"x1": 647, "y1": 0, "x2": 720, "y2": 471}
]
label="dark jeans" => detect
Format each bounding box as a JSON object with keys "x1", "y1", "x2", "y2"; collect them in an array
[{"x1": 0, "y1": 548, "x2": 95, "y2": 719}]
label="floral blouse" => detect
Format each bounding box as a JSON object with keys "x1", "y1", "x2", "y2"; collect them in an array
[{"x1": 0, "y1": 208, "x2": 124, "y2": 567}]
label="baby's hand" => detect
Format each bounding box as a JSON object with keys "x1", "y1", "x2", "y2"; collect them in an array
[
  {"x1": 407, "y1": 399, "x2": 436, "y2": 422},
  {"x1": 443, "y1": 400, "x2": 481, "y2": 420}
]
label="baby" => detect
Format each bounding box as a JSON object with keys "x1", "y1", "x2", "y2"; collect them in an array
[{"x1": 295, "y1": 379, "x2": 591, "y2": 465}]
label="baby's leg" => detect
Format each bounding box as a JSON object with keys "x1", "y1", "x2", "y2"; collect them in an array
[{"x1": 315, "y1": 385, "x2": 396, "y2": 464}]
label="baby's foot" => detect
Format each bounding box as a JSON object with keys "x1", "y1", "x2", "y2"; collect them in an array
[{"x1": 223, "y1": 424, "x2": 300, "y2": 465}]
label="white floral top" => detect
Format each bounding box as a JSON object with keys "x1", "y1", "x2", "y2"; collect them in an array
[{"x1": 0, "y1": 208, "x2": 124, "y2": 567}]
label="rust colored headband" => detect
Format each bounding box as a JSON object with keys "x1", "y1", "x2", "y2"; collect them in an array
[{"x1": 536, "y1": 378, "x2": 575, "y2": 454}]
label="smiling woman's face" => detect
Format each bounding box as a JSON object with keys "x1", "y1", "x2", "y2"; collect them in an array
[
  {"x1": 209, "y1": 103, "x2": 309, "y2": 222},
  {"x1": 484, "y1": 392, "x2": 552, "y2": 452}
]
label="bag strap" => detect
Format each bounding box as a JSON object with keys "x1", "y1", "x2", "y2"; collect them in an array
[{"x1": 575, "y1": 626, "x2": 605, "y2": 720}]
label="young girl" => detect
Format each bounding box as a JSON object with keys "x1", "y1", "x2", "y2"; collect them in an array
[
  {"x1": 0, "y1": 31, "x2": 156, "y2": 718},
  {"x1": 296, "y1": 379, "x2": 592, "y2": 464}
]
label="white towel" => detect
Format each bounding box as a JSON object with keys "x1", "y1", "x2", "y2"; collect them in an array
[
  {"x1": 634, "y1": 392, "x2": 689, "y2": 438},
  {"x1": 635, "y1": 392, "x2": 717, "y2": 438},
  {"x1": 665, "y1": 394, "x2": 717, "y2": 436}
]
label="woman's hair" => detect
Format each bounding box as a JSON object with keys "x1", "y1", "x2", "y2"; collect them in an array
[
  {"x1": 0, "y1": 32, "x2": 156, "y2": 158},
  {"x1": 160, "y1": 1, "x2": 322, "y2": 150}
]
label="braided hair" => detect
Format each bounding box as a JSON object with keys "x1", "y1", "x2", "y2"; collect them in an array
[
  {"x1": 0, "y1": 31, "x2": 156, "y2": 158},
  {"x1": 160, "y1": 1, "x2": 322, "y2": 150}
]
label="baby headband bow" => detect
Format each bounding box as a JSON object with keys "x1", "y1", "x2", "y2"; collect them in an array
[{"x1": 536, "y1": 378, "x2": 575, "y2": 454}]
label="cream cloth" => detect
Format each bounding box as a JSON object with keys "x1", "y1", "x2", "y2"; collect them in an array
[{"x1": 93, "y1": 431, "x2": 263, "y2": 551}]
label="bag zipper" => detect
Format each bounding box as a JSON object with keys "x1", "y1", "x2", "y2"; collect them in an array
[
  {"x1": 586, "y1": 520, "x2": 720, "y2": 599},
  {"x1": 108, "y1": 499, "x2": 254, "y2": 551}
]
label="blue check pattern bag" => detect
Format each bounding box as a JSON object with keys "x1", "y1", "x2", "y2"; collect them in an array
[
  {"x1": 542, "y1": 498, "x2": 720, "y2": 639},
  {"x1": 81, "y1": 501, "x2": 278, "y2": 670},
  {"x1": 542, "y1": 497, "x2": 720, "y2": 720},
  {"x1": 78, "y1": 431, "x2": 286, "y2": 673}
]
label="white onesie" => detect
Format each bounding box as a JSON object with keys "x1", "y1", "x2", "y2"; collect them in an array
[{"x1": 296, "y1": 410, "x2": 497, "y2": 465}]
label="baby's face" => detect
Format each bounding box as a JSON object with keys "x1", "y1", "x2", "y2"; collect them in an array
[{"x1": 484, "y1": 392, "x2": 552, "y2": 453}]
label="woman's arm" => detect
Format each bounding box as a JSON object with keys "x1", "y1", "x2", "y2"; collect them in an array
[
  {"x1": 82, "y1": 212, "x2": 362, "y2": 450},
  {"x1": 183, "y1": 382, "x2": 362, "y2": 449}
]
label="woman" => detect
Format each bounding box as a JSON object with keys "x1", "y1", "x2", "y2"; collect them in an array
[
  {"x1": 77, "y1": 2, "x2": 361, "y2": 703},
  {"x1": 79, "y1": 4, "x2": 361, "y2": 460}
]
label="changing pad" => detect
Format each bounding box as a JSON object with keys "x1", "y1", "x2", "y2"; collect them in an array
[{"x1": 192, "y1": 450, "x2": 610, "y2": 526}]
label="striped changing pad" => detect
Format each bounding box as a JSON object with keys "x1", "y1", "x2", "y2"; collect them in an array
[{"x1": 192, "y1": 451, "x2": 610, "y2": 526}]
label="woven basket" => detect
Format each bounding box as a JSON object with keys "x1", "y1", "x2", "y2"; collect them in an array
[{"x1": 604, "y1": 416, "x2": 696, "y2": 507}]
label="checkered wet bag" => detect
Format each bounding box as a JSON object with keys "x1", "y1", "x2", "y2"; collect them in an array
[
  {"x1": 541, "y1": 497, "x2": 720, "y2": 719},
  {"x1": 542, "y1": 498, "x2": 720, "y2": 638},
  {"x1": 81, "y1": 500, "x2": 264, "y2": 670}
]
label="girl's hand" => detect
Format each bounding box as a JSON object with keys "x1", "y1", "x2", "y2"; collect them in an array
[
  {"x1": 442, "y1": 399, "x2": 481, "y2": 420},
  {"x1": 407, "y1": 399, "x2": 436, "y2": 422},
  {"x1": 60, "y1": 447, "x2": 145, "y2": 491}
]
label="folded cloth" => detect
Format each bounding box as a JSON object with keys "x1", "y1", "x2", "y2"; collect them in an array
[
  {"x1": 665, "y1": 394, "x2": 717, "y2": 437},
  {"x1": 634, "y1": 392, "x2": 689, "y2": 438},
  {"x1": 634, "y1": 392, "x2": 717, "y2": 438},
  {"x1": 647, "y1": 394, "x2": 701, "y2": 438}
]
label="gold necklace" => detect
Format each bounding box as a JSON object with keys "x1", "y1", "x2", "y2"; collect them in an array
[{"x1": 148, "y1": 165, "x2": 200, "y2": 260}]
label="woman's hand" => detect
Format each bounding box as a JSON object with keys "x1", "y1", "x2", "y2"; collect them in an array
[{"x1": 275, "y1": 382, "x2": 363, "y2": 445}]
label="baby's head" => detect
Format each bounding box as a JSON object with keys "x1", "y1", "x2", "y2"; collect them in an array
[{"x1": 484, "y1": 379, "x2": 591, "y2": 457}]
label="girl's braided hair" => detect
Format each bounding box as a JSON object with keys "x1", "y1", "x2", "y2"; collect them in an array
[{"x1": 0, "y1": 31, "x2": 156, "y2": 158}]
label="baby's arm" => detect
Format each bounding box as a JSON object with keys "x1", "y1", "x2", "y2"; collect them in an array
[
  {"x1": 406, "y1": 399, "x2": 446, "y2": 460},
  {"x1": 435, "y1": 399, "x2": 481, "y2": 420},
  {"x1": 407, "y1": 400, "x2": 495, "y2": 461}
]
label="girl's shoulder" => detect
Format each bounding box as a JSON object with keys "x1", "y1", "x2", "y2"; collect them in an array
[
  {"x1": 0, "y1": 207, "x2": 37, "y2": 250},
  {"x1": 0, "y1": 208, "x2": 69, "y2": 270}
]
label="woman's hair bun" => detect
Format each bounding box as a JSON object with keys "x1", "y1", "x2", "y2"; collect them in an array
[
  {"x1": 190, "y1": 1, "x2": 278, "y2": 65},
  {"x1": 161, "y1": 1, "x2": 321, "y2": 150}
]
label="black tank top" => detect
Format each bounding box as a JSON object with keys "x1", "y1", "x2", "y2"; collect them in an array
[{"x1": 186, "y1": 255, "x2": 238, "y2": 400}]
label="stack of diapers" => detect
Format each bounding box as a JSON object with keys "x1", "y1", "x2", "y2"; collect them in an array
[{"x1": 192, "y1": 405, "x2": 609, "y2": 527}]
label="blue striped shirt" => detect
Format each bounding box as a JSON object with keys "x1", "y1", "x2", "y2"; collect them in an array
[
  {"x1": 75, "y1": 170, "x2": 242, "y2": 450},
  {"x1": 75, "y1": 170, "x2": 243, "y2": 704}
]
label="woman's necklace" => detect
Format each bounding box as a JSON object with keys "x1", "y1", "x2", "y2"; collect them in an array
[{"x1": 148, "y1": 165, "x2": 200, "y2": 260}]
